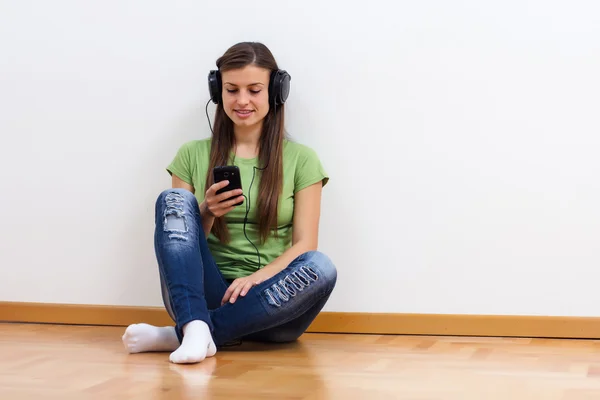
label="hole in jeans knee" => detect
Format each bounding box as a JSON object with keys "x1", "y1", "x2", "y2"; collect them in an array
[
  {"x1": 294, "y1": 270, "x2": 311, "y2": 286},
  {"x1": 264, "y1": 289, "x2": 281, "y2": 307},
  {"x1": 288, "y1": 274, "x2": 306, "y2": 290},
  {"x1": 262, "y1": 265, "x2": 320, "y2": 309},
  {"x1": 165, "y1": 214, "x2": 187, "y2": 232},
  {"x1": 281, "y1": 276, "x2": 297, "y2": 297},
  {"x1": 163, "y1": 193, "x2": 189, "y2": 240},
  {"x1": 273, "y1": 284, "x2": 289, "y2": 302},
  {"x1": 301, "y1": 266, "x2": 319, "y2": 281}
]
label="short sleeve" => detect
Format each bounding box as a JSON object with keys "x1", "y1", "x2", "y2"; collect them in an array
[
  {"x1": 166, "y1": 142, "x2": 194, "y2": 185},
  {"x1": 294, "y1": 146, "x2": 329, "y2": 193}
]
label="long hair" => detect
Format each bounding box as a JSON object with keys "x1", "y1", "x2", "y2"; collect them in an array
[{"x1": 205, "y1": 42, "x2": 285, "y2": 244}]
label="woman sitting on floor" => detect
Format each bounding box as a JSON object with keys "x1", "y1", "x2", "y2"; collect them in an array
[{"x1": 122, "y1": 41, "x2": 337, "y2": 364}]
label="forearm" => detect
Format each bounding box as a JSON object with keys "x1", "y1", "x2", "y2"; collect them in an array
[
  {"x1": 264, "y1": 240, "x2": 317, "y2": 275},
  {"x1": 199, "y1": 201, "x2": 215, "y2": 238}
]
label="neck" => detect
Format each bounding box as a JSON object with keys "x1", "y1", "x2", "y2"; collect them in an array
[{"x1": 233, "y1": 122, "x2": 262, "y2": 157}]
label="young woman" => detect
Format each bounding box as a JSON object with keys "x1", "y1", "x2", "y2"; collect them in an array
[{"x1": 122, "y1": 42, "x2": 337, "y2": 364}]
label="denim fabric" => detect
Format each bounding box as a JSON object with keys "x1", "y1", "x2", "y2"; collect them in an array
[{"x1": 154, "y1": 188, "x2": 337, "y2": 346}]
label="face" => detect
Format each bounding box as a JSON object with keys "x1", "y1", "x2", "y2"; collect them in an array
[{"x1": 221, "y1": 65, "x2": 271, "y2": 129}]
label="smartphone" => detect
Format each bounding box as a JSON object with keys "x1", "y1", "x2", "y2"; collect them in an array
[{"x1": 213, "y1": 165, "x2": 243, "y2": 206}]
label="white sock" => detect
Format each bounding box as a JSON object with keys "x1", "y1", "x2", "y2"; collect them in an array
[
  {"x1": 122, "y1": 323, "x2": 180, "y2": 353},
  {"x1": 169, "y1": 320, "x2": 217, "y2": 364}
]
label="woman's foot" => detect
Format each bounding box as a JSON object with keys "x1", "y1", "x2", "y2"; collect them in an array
[
  {"x1": 122, "y1": 323, "x2": 180, "y2": 353},
  {"x1": 169, "y1": 320, "x2": 217, "y2": 364}
]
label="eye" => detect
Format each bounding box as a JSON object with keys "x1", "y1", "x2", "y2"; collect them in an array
[
  {"x1": 226, "y1": 89, "x2": 238, "y2": 93},
  {"x1": 249, "y1": 90, "x2": 261, "y2": 94}
]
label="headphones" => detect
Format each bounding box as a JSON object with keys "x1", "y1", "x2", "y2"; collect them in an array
[{"x1": 208, "y1": 69, "x2": 291, "y2": 106}]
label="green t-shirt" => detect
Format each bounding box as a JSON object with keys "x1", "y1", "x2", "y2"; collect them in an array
[{"x1": 166, "y1": 138, "x2": 328, "y2": 280}]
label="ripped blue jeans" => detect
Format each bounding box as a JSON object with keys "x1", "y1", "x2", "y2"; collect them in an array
[{"x1": 155, "y1": 188, "x2": 337, "y2": 346}]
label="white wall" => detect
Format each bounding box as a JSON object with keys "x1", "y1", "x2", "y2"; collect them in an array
[{"x1": 1, "y1": 0, "x2": 599, "y2": 317}]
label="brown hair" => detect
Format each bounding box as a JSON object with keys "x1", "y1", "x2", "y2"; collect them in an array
[{"x1": 205, "y1": 42, "x2": 285, "y2": 244}]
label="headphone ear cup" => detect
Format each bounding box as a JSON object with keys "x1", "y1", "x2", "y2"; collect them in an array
[
  {"x1": 270, "y1": 70, "x2": 291, "y2": 106},
  {"x1": 208, "y1": 70, "x2": 222, "y2": 104}
]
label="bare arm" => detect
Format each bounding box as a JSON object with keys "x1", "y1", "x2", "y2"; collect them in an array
[
  {"x1": 221, "y1": 180, "x2": 324, "y2": 304},
  {"x1": 264, "y1": 181, "x2": 323, "y2": 274},
  {"x1": 171, "y1": 174, "x2": 215, "y2": 237}
]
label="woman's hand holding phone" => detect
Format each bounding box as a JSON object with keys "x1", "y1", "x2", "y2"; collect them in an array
[{"x1": 200, "y1": 180, "x2": 244, "y2": 218}]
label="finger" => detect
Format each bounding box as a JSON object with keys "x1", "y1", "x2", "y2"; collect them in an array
[
  {"x1": 213, "y1": 205, "x2": 236, "y2": 218},
  {"x1": 206, "y1": 180, "x2": 229, "y2": 196},
  {"x1": 222, "y1": 290, "x2": 233, "y2": 305},
  {"x1": 222, "y1": 281, "x2": 238, "y2": 305},
  {"x1": 213, "y1": 180, "x2": 231, "y2": 191},
  {"x1": 209, "y1": 195, "x2": 239, "y2": 215},
  {"x1": 240, "y1": 281, "x2": 254, "y2": 297},
  {"x1": 221, "y1": 292, "x2": 229, "y2": 305},
  {"x1": 229, "y1": 282, "x2": 246, "y2": 303},
  {"x1": 224, "y1": 195, "x2": 244, "y2": 207},
  {"x1": 216, "y1": 189, "x2": 244, "y2": 204}
]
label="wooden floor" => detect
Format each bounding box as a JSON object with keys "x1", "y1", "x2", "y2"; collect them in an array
[{"x1": 2, "y1": 324, "x2": 600, "y2": 399}]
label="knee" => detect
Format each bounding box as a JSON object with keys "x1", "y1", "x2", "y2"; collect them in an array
[
  {"x1": 155, "y1": 188, "x2": 197, "y2": 212},
  {"x1": 156, "y1": 188, "x2": 196, "y2": 203},
  {"x1": 300, "y1": 250, "x2": 337, "y2": 291},
  {"x1": 155, "y1": 189, "x2": 199, "y2": 238}
]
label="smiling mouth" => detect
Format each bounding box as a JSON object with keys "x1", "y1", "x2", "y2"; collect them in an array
[{"x1": 235, "y1": 110, "x2": 253, "y2": 114}]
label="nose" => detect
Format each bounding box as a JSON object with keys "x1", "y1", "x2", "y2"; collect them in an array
[{"x1": 236, "y1": 90, "x2": 250, "y2": 106}]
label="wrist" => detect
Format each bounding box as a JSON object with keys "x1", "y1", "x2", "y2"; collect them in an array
[{"x1": 200, "y1": 201, "x2": 214, "y2": 218}]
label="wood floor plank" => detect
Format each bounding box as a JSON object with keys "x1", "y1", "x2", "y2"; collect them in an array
[{"x1": 2, "y1": 322, "x2": 600, "y2": 399}]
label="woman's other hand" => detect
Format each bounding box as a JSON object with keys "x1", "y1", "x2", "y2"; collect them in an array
[{"x1": 221, "y1": 267, "x2": 277, "y2": 305}]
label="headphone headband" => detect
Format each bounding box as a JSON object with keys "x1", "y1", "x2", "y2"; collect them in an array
[{"x1": 208, "y1": 69, "x2": 291, "y2": 106}]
